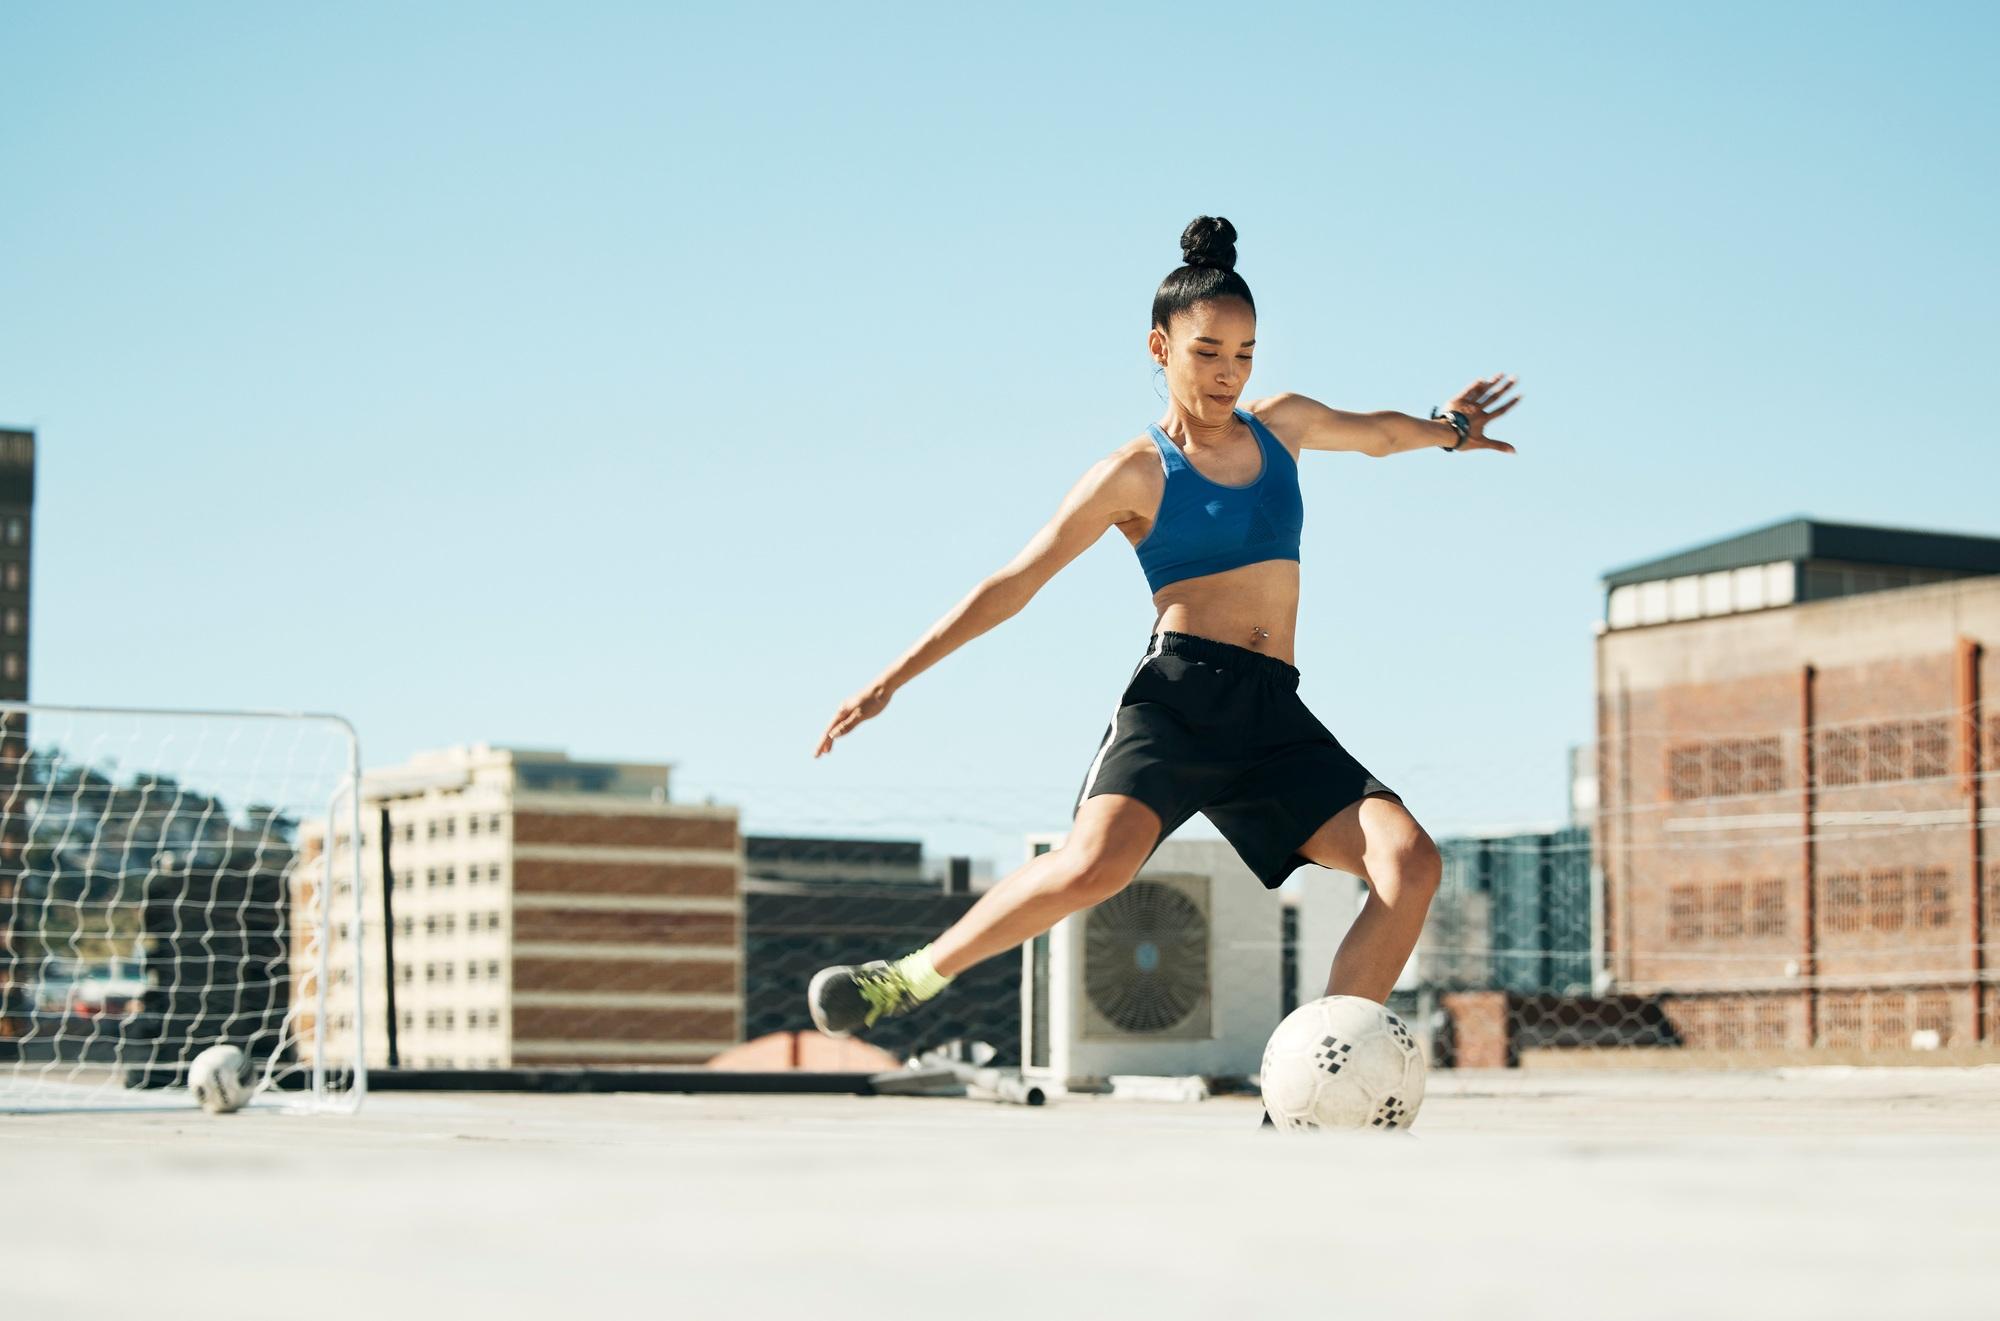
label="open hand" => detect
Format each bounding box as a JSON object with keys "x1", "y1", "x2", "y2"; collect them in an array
[
  {"x1": 1443, "y1": 373, "x2": 1521, "y2": 454},
  {"x1": 814, "y1": 683, "x2": 893, "y2": 757}
]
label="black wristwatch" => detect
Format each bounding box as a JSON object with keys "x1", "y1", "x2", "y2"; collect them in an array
[{"x1": 1430, "y1": 406, "x2": 1470, "y2": 451}]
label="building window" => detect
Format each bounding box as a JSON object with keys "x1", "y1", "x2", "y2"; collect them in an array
[
  {"x1": 443, "y1": 914, "x2": 456, "y2": 935},
  {"x1": 1669, "y1": 886, "x2": 1703, "y2": 942},
  {"x1": 1910, "y1": 719, "x2": 1950, "y2": 779},
  {"x1": 2, "y1": 653, "x2": 19, "y2": 681},
  {"x1": 1822, "y1": 995, "x2": 1864, "y2": 1048},
  {"x1": 1667, "y1": 747, "x2": 1704, "y2": 801},
  {"x1": 3, "y1": 517, "x2": 21, "y2": 546},
  {"x1": 1869, "y1": 994, "x2": 1907, "y2": 1051},
  {"x1": 427, "y1": 820, "x2": 439, "y2": 840},
  {"x1": 2, "y1": 607, "x2": 19, "y2": 636},
  {"x1": 1750, "y1": 880, "x2": 1785, "y2": 937},
  {"x1": 1753, "y1": 999, "x2": 1787, "y2": 1050},
  {"x1": 1868, "y1": 869, "x2": 1905, "y2": 932},
  {"x1": 425, "y1": 915, "x2": 438, "y2": 936},
  {"x1": 445, "y1": 817, "x2": 457, "y2": 838},
  {"x1": 1745, "y1": 738, "x2": 1784, "y2": 793},
  {"x1": 1914, "y1": 867, "x2": 1951, "y2": 928},
  {"x1": 1707, "y1": 742, "x2": 1744, "y2": 797},
  {"x1": 1865, "y1": 723, "x2": 1908, "y2": 783},
  {"x1": 1712, "y1": 1000, "x2": 1744, "y2": 1050},
  {"x1": 469, "y1": 815, "x2": 481, "y2": 836},
  {"x1": 2, "y1": 561, "x2": 20, "y2": 590},
  {"x1": 425, "y1": 963, "x2": 438, "y2": 983},
  {"x1": 487, "y1": 959, "x2": 501, "y2": 978},
  {"x1": 1824, "y1": 873, "x2": 1864, "y2": 935},
  {"x1": 488, "y1": 863, "x2": 502, "y2": 883},
  {"x1": 445, "y1": 865, "x2": 457, "y2": 887},
  {"x1": 1817, "y1": 729, "x2": 1863, "y2": 788},
  {"x1": 1711, "y1": 883, "x2": 1744, "y2": 939}
]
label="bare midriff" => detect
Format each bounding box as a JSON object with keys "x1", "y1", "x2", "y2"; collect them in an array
[{"x1": 1111, "y1": 529, "x2": 1303, "y2": 665}]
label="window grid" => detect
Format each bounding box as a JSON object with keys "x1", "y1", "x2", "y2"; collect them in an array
[
  {"x1": 1914, "y1": 867, "x2": 1952, "y2": 929},
  {"x1": 1711, "y1": 883, "x2": 1744, "y2": 939},
  {"x1": 1823, "y1": 873, "x2": 1864, "y2": 935},
  {"x1": 1750, "y1": 879, "x2": 1786, "y2": 937},
  {"x1": 1868, "y1": 869, "x2": 1906, "y2": 932}
]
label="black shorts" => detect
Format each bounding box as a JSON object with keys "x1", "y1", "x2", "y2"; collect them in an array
[{"x1": 1071, "y1": 629, "x2": 1399, "y2": 889}]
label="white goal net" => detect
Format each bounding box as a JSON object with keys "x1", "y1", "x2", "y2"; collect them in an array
[{"x1": 0, "y1": 701, "x2": 364, "y2": 1112}]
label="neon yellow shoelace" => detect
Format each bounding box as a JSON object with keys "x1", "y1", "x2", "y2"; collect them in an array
[{"x1": 854, "y1": 967, "x2": 912, "y2": 1026}]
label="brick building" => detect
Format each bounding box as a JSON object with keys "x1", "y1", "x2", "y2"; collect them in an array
[
  {"x1": 1595, "y1": 518, "x2": 1999, "y2": 1058},
  {"x1": 298, "y1": 744, "x2": 742, "y2": 1069}
]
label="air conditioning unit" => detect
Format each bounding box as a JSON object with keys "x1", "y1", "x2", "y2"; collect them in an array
[{"x1": 1020, "y1": 834, "x2": 1281, "y2": 1089}]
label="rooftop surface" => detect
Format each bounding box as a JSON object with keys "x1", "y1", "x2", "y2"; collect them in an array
[{"x1": 9, "y1": 1067, "x2": 1998, "y2": 1320}]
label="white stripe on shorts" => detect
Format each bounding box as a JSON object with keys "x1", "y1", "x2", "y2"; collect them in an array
[{"x1": 1075, "y1": 631, "x2": 1168, "y2": 813}]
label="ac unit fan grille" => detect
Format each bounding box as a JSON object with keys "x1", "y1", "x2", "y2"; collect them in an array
[{"x1": 1083, "y1": 880, "x2": 1209, "y2": 1033}]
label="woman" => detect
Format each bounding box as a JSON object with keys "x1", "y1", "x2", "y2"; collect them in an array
[{"x1": 806, "y1": 215, "x2": 1518, "y2": 1050}]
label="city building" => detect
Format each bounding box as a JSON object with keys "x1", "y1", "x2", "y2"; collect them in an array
[
  {"x1": 1596, "y1": 517, "x2": 2000, "y2": 1057},
  {"x1": 0, "y1": 426, "x2": 34, "y2": 1052},
  {"x1": 298, "y1": 744, "x2": 742, "y2": 1069},
  {"x1": 1432, "y1": 825, "x2": 1592, "y2": 997},
  {"x1": 742, "y1": 835, "x2": 1016, "y2": 1064}
]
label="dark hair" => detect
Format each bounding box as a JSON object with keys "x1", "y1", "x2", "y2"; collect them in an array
[{"x1": 1151, "y1": 215, "x2": 1256, "y2": 333}]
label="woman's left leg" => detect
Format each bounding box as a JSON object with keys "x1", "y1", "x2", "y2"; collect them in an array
[{"x1": 1294, "y1": 793, "x2": 1442, "y2": 1004}]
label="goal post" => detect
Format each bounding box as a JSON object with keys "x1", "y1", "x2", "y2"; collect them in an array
[{"x1": 0, "y1": 700, "x2": 366, "y2": 1113}]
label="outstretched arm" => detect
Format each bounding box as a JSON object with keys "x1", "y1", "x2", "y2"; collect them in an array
[
  {"x1": 1253, "y1": 374, "x2": 1521, "y2": 458},
  {"x1": 813, "y1": 450, "x2": 1137, "y2": 757}
]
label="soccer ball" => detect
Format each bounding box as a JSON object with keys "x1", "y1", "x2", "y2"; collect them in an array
[
  {"x1": 187, "y1": 1044, "x2": 251, "y2": 1115},
  {"x1": 1260, "y1": 995, "x2": 1426, "y2": 1132}
]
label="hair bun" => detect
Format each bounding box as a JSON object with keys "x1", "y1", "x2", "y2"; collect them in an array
[{"x1": 1179, "y1": 216, "x2": 1238, "y2": 272}]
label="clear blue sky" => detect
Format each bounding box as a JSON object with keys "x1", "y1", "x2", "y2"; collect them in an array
[{"x1": 3, "y1": 3, "x2": 1995, "y2": 866}]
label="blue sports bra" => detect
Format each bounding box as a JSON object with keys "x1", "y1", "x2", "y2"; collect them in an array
[{"x1": 1132, "y1": 407, "x2": 1304, "y2": 593}]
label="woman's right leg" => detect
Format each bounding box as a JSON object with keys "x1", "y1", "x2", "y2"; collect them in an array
[
  {"x1": 806, "y1": 792, "x2": 1166, "y2": 1036},
  {"x1": 927, "y1": 792, "x2": 1165, "y2": 977}
]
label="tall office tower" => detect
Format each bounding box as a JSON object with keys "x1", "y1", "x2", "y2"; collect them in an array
[{"x1": 0, "y1": 427, "x2": 33, "y2": 1053}]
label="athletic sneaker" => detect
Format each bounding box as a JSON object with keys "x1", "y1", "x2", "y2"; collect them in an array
[{"x1": 808, "y1": 960, "x2": 928, "y2": 1038}]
